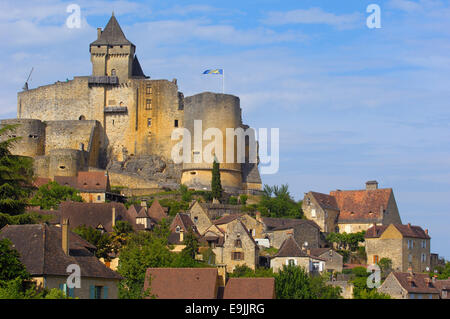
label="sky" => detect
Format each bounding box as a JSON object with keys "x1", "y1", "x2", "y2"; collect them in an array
[{"x1": 0, "y1": 0, "x2": 449, "y2": 259}]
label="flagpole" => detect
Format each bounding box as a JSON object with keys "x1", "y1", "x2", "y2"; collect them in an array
[{"x1": 222, "y1": 69, "x2": 225, "y2": 94}]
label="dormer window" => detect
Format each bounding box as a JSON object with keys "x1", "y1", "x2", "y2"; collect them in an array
[{"x1": 175, "y1": 226, "x2": 181, "y2": 233}]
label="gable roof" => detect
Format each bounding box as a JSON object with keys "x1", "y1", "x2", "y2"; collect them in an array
[
  {"x1": 275, "y1": 236, "x2": 309, "y2": 258},
  {"x1": 365, "y1": 224, "x2": 430, "y2": 239},
  {"x1": 391, "y1": 272, "x2": 439, "y2": 294},
  {"x1": 170, "y1": 213, "x2": 196, "y2": 233},
  {"x1": 262, "y1": 217, "x2": 320, "y2": 231},
  {"x1": 0, "y1": 224, "x2": 121, "y2": 280},
  {"x1": 214, "y1": 214, "x2": 243, "y2": 225},
  {"x1": 309, "y1": 191, "x2": 339, "y2": 210},
  {"x1": 90, "y1": 15, "x2": 134, "y2": 47},
  {"x1": 434, "y1": 280, "x2": 450, "y2": 299},
  {"x1": 54, "y1": 172, "x2": 110, "y2": 193},
  {"x1": 144, "y1": 268, "x2": 218, "y2": 299},
  {"x1": 223, "y1": 278, "x2": 275, "y2": 299},
  {"x1": 33, "y1": 177, "x2": 51, "y2": 188},
  {"x1": 309, "y1": 247, "x2": 337, "y2": 257},
  {"x1": 58, "y1": 201, "x2": 136, "y2": 232},
  {"x1": 147, "y1": 200, "x2": 168, "y2": 223},
  {"x1": 330, "y1": 188, "x2": 392, "y2": 222}
]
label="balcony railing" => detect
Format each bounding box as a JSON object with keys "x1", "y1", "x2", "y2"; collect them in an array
[{"x1": 88, "y1": 76, "x2": 119, "y2": 85}]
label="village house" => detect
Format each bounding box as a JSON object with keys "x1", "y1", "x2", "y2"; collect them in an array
[
  {"x1": 302, "y1": 191, "x2": 340, "y2": 233},
  {"x1": 270, "y1": 236, "x2": 326, "y2": 274},
  {"x1": 0, "y1": 222, "x2": 122, "y2": 299},
  {"x1": 54, "y1": 171, "x2": 124, "y2": 203},
  {"x1": 168, "y1": 213, "x2": 200, "y2": 252},
  {"x1": 188, "y1": 201, "x2": 242, "y2": 235},
  {"x1": 211, "y1": 219, "x2": 259, "y2": 272},
  {"x1": 213, "y1": 213, "x2": 265, "y2": 239},
  {"x1": 259, "y1": 216, "x2": 321, "y2": 249},
  {"x1": 377, "y1": 272, "x2": 440, "y2": 299},
  {"x1": 303, "y1": 181, "x2": 402, "y2": 234},
  {"x1": 434, "y1": 279, "x2": 450, "y2": 299},
  {"x1": 309, "y1": 248, "x2": 344, "y2": 273},
  {"x1": 365, "y1": 223, "x2": 431, "y2": 272}
]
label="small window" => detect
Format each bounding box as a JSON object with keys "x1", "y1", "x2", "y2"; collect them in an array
[
  {"x1": 311, "y1": 208, "x2": 316, "y2": 218},
  {"x1": 97, "y1": 195, "x2": 101, "y2": 201},
  {"x1": 421, "y1": 253, "x2": 426, "y2": 262},
  {"x1": 59, "y1": 165, "x2": 66, "y2": 170},
  {"x1": 111, "y1": 69, "x2": 116, "y2": 76},
  {"x1": 174, "y1": 119, "x2": 179, "y2": 127},
  {"x1": 147, "y1": 118, "x2": 152, "y2": 127},
  {"x1": 288, "y1": 259, "x2": 296, "y2": 266},
  {"x1": 146, "y1": 99, "x2": 152, "y2": 110},
  {"x1": 193, "y1": 216, "x2": 198, "y2": 224},
  {"x1": 94, "y1": 286, "x2": 103, "y2": 299},
  {"x1": 232, "y1": 252, "x2": 244, "y2": 260},
  {"x1": 234, "y1": 239, "x2": 242, "y2": 248},
  {"x1": 190, "y1": 171, "x2": 197, "y2": 175},
  {"x1": 146, "y1": 85, "x2": 152, "y2": 94},
  {"x1": 408, "y1": 254, "x2": 412, "y2": 262},
  {"x1": 175, "y1": 226, "x2": 181, "y2": 233}
]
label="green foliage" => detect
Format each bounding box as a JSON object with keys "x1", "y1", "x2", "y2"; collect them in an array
[
  {"x1": 0, "y1": 239, "x2": 29, "y2": 282},
  {"x1": 228, "y1": 265, "x2": 274, "y2": 278},
  {"x1": 431, "y1": 261, "x2": 450, "y2": 279},
  {"x1": 0, "y1": 212, "x2": 54, "y2": 229},
  {"x1": 378, "y1": 258, "x2": 393, "y2": 278},
  {"x1": 72, "y1": 225, "x2": 112, "y2": 260},
  {"x1": 158, "y1": 198, "x2": 189, "y2": 217},
  {"x1": 0, "y1": 124, "x2": 34, "y2": 215},
  {"x1": 275, "y1": 264, "x2": 341, "y2": 299},
  {"x1": 239, "y1": 194, "x2": 248, "y2": 205},
  {"x1": 358, "y1": 289, "x2": 391, "y2": 299},
  {"x1": 124, "y1": 197, "x2": 141, "y2": 209},
  {"x1": 44, "y1": 288, "x2": 71, "y2": 299},
  {"x1": 30, "y1": 181, "x2": 82, "y2": 210},
  {"x1": 182, "y1": 227, "x2": 199, "y2": 259},
  {"x1": 179, "y1": 184, "x2": 193, "y2": 202},
  {"x1": 228, "y1": 196, "x2": 238, "y2": 205},
  {"x1": 350, "y1": 266, "x2": 389, "y2": 299},
  {"x1": 211, "y1": 159, "x2": 222, "y2": 200},
  {"x1": 0, "y1": 278, "x2": 42, "y2": 299},
  {"x1": 257, "y1": 184, "x2": 303, "y2": 219},
  {"x1": 326, "y1": 231, "x2": 366, "y2": 251}
]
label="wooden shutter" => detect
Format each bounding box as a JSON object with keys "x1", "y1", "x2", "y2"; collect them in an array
[
  {"x1": 89, "y1": 285, "x2": 95, "y2": 299},
  {"x1": 103, "y1": 286, "x2": 108, "y2": 299}
]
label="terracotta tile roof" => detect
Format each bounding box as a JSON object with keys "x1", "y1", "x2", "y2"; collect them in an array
[
  {"x1": 32, "y1": 177, "x2": 51, "y2": 188},
  {"x1": 223, "y1": 278, "x2": 275, "y2": 299},
  {"x1": 309, "y1": 192, "x2": 339, "y2": 210},
  {"x1": 392, "y1": 272, "x2": 440, "y2": 294},
  {"x1": 54, "y1": 172, "x2": 109, "y2": 193},
  {"x1": 54, "y1": 176, "x2": 78, "y2": 189},
  {"x1": 309, "y1": 248, "x2": 334, "y2": 257},
  {"x1": 214, "y1": 214, "x2": 243, "y2": 225},
  {"x1": 147, "y1": 200, "x2": 168, "y2": 223},
  {"x1": 58, "y1": 201, "x2": 137, "y2": 232},
  {"x1": 434, "y1": 279, "x2": 450, "y2": 299},
  {"x1": 262, "y1": 217, "x2": 320, "y2": 231},
  {"x1": 365, "y1": 224, "x2": 430, "y2": 239},
  {"x1": 0, "y1": 224, "x2": 122, "y2": 280},
  {"x1": 330, "y1": 188, "x2": 392, "y2": 222},
  {"x1": 170, "y1": 213, "x2": 197, "y2": 233},
  {"x1": 144, "y1": 268, "x2": 218, "y2": 299}
]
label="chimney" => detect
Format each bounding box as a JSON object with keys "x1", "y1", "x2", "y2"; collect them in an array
[
  {"x1": 366, "y1": 180, "x2": 378, "y2": 190},
  {"x1": 425, "y1": 229, "x2": 428, "y2": 235},
  {"x1": 112, "y1": 207, "x2": 116, "y2": 228},
  {"x1": 179, "y1": 229, "x2": 184, "y2": 242},
  {"x1": 62, "y1": 218, "x2": 70, "y2": 256},
  {"x1": 97, "y1": 28, "x2": 102, "y2": 39},
  {"x1": 141, "y1": 200, "x2": 147, "y2": 209},
  {"x1": 408, "y1": 223, "x2": 411, "y2": 229},
  {"x1": 217, "y1": 264, "x2": 227, "y2": 287}
]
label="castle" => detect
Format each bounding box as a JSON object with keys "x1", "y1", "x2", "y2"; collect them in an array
[{"x1": 1, "y1": 14, "x2": 262, "y2": 194}]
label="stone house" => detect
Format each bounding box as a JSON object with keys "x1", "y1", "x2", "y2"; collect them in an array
[
  {"x1": 270, "y1": 236, "x2": 326, "y2": 274},
  {"x1": 0, "y1": 223, "x2": 122, "y2": 299},
  {"x1": 188, "y1": 201, "x2": 215, "y2": 235},
  {"x1": 365, "y1": 223, "x2": 431, "y2": 272},
  {"x1": 309, "y1": 248, "x2": 344, "y2": 273},
  {"x1": 302, "y1": 191, "x2": 340, "y2": 233},
  {"x1": 212, "y1": 219, "x2": 259, "y2": 272},
  {"x1": 377, "y1": 272, "x2": 440, "y2": 299},
  {"x1": 259, "y1": 216, "x2": 321, "y2": 249},
  {"x1": 214, "y1": 213, "x2": 265, "y2": 239},
  {"x1": 168, "y1": 213, "x2": 200, "y2": 252},
  {"x1": 434, "y1": 279, "x2": 450, "y2": 299}
]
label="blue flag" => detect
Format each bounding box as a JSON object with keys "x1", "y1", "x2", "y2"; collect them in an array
[{"x1": 203, "y1": 69, "x2": 223, "y2": 75}]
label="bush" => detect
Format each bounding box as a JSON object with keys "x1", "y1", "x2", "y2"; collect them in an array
[
  {"x1": 239, "y1": 194, "x2": 248, "y2": 205},
  {"x1": 228, "y1": 196, "x2": 238, "y2": 205}
]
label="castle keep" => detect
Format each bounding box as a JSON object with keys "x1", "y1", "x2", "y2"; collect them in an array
[{"x1": 1, "y1": 15, "x2": 262, "y2": 193}]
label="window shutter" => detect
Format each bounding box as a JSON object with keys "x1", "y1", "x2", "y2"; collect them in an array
[
  {"x1": 59, "y1": 283, "x2": 64, "y2": 292},
  {"x1": 241, "y1": 252, "x2": 244, "y2": 260},
  {"x1": 68, "y1": 287, "x2": 74, "y2": 298},
  {"x1": 89, "y1": 285, "x2": 95, "y2": 299},
  {"x1": 103, "y1": 286, "x2": 109, "y2": 299}
]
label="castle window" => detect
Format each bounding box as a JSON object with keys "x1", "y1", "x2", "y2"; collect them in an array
[
  {"x1": 111, "y1": 69, "x2": 116, "y2": 76},
  {"x1": 147, "y1": 118, "x2": 152, "y2": 127},
  {"x1": 59, "y1": 166, "x2": 66, "y2": 170},
  {"x1": 146, "y1": 85, "x2": 152, "y2": 95},
  {"x1": 79, "y1": 115, "x2": 86, "y2": 120},
  {"x1": 234, "y1": 239, "x2": 242, "y2": 248},
  {"x1": 193, "y1": 217, "x2": 198, "y2": 224},
  {"x1": 190, "y1": 171, "x2": 197, "y2": 175},
  {"x1": 145, "y1": 99, "x2": 152, "y2": 110},
  {"x1": 174, "y1": 119, "x2": 179, "y2": 127}
]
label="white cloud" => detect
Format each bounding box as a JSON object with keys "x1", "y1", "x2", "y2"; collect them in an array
[{"x1": 263, "y1": 7, "x2": 363, "y2": 30}]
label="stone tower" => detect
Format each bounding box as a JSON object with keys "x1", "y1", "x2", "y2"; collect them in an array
[{"x1": 89, "y1": 13, "x2": 146, "y2": 82}]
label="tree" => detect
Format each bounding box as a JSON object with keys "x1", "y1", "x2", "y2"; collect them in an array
[
  {"x1": 182, "y1": 228, "x2": 199, "y2": 259},
  {"x1": 72, "y1": 225, "x2": 112, "y2": 260},
  {"x1": 0, "y1": 239, "x2": 29, "y2": 282},
  {"x1": 274, "y1": 265, "x2": 341, "y2": 299},
  {"x1": 378, "y1": 258, "x2": 393, "y2": 278},
  {"x1": 211, "y1": 159, "x2": 222, "y2": 200},
  {"x1": 350, "y1": 266, "x2": 389, "y2": 299},
  {"x1": 30, "y1": 181, "x2": 83, "y2": 210},
  {"x1": 0, "y1": 124, "x2": 34, "y2": 215},
  {"x1": 258, "y1": 184, "x2": 303, "y2": 219}
]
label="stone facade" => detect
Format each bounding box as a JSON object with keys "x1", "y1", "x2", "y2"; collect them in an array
[
  {"x1": 2, "y1": 15, "x2": 262, "y2": 193},
  {"x1": 213, "y1": 219, "x2": 259, "y2": 272}
]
